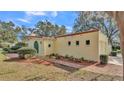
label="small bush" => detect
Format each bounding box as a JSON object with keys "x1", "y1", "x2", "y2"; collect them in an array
[
  {"x1": 80, "y1": 57, "x2": 84, "y2": 61},
  {"x1": 48, "y1": 53, "x2": 56, "y2": 58},
  {"x1": 3, "y1": 47, "x2": 17, "y2": 53},
  {"x1": 3, "y1": 47, "x2": 10, "y2": 52},
  {"x1": 17, "y1": 47, "x2": 36, "y2": 59},
  {"x1": 65, "y1": 54, "x2": 69, "y2": 59},
  {"x1": 24, "y1": 54, "x2": 33, "y2": 59},
  {"x1": 111, "y1": 51, "x2": 117, "y2": 56},
  {"x1": 100, "y1": 55, "x2": 108, "y2": 64},
  {"x1": 49, "y1": 53, "x2": 55, "y2": 57},
  {"x1": 69, "y1": 56, "x2": 74, "y2": 60},
  {"x1": 55, "y1": 54, "x2": 61, "y2": 59},
  {"x1": 15, "y1": 42, "x2": 27, "y2": 47},
  {"x1": 11, "y1": 45, "x2": 21, "y2": 50}
]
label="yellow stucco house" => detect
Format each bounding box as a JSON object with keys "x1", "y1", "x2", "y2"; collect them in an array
[{"x1": 26, "y1": 29, "x2": 109, "y2": 62}]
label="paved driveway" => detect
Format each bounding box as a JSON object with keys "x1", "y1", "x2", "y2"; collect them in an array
[{"x1": 109, "y1": 54, "x2": 123, "y2": 65}]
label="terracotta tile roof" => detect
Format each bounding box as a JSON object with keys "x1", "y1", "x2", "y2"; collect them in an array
[
  {"x1": 26, "y1": 29, "x2": 99, "y2": 39},
  {"x1": 55, "y1": 29, "x2": 99, "y2": 38},
  {"x1": 26, "y1": 36, "x2": 43, "y2": 38}
]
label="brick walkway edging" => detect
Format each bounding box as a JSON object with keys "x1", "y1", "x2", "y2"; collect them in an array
[{"x1": 47, "y1": 59, "x2": 123, "y2": 77}]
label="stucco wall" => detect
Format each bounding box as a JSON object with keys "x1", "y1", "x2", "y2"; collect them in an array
[
  {"x1": 55, "y1": 31, "x2": 99, "y2": 61},
  {"x1": 27, "y1": 38, "x2": 44, "y2": 56},
  {"x1": 99, "y1": 31, "x2": 109, "y2": 55},
  {"x1": 43, "y1": 38, "x2": 55, "y2": 55},
  {"x1": 26, "y1": 30, "x2": 109, "y2": 62}
]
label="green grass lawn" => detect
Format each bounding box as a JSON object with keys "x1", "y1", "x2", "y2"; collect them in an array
[{"x1": 0, "y1": 50, "x2": 122, "y2": 81}]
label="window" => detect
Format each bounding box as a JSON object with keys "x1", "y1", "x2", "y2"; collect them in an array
[
  {"x1": 86, "y1": 40, "x2": 90, "y2": 45},
  {"x1": 68, "y1": 41, "x2": 71, "y2": 46},
  {"x1": 48, "y1": 44, "x2": 51, "y2": 47},
  {"x1": 76, "y1": 41, "x2": 79, "y2": 45}
]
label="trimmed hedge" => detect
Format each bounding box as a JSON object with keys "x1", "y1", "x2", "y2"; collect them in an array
[
  {"x1": 3, "y1": 47, "x2": 11, "y2": 52},
  {"x1": 17, "y1": 47, "x2": 36, "y2": 59},
  {"x1": 111, "y1": 51, "x2": 117, "y2": 56},
  {"x1": 3, "y1": 47, "x2": 18, "y2": 53},
  {"x1": 15, "y1": 42, "x2": 27, "y2": 47},
  {"x1": 100, "y1": 55, "x2": 108, "y2": 64},
  {"x1": 11, "y1": 45, "x2": 21, "y2": 50}
]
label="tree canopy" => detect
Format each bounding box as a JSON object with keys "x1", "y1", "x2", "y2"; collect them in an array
[
  {"x1": 34, "y1": 20, "x2": 66, "y2": 36},
  {"x1": 0, "y1": 20, "x2": 21, "y2": 43},
  {"x1": 73, "y1": 11, "x2": 120, "y2": 45},
  {"x1": 0, "y1": 20, "x2": 67, "y2": 43}
]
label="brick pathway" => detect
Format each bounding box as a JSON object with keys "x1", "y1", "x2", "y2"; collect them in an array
[
  {"x1": 50, "y1": 59, "x2": 83, "y2": 69},
  {"x1": 49, "y1": 59, "x2": 123, "y2": 77}
]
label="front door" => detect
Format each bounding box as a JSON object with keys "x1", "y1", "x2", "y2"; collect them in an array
[{"x1": 34, "y1": 41, "x2": 39, "y2": 53}]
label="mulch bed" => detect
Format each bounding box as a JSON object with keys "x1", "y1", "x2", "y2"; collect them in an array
[{"x1": 50, "y1": 58, "x2": 97, "y2": 67}]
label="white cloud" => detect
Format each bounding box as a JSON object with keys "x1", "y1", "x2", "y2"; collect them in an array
[
  {"x1": 51, "y1": 11, "x2": 58, "y2": 17},
  {"x1": 17, "y1": 18, "x2": 30, "y2": 23},
  {"x1": 25, "y1": 11, "x2": 58, "y2": 17},
  {"x1": 25, "y1": 11, "x2": 46, "y2": 16},
  {"x1": 66, "y1": 26, "x2": 72, "y2": 33},
  {"x1": 17, "y1": 11, "x2": 58, "y2": 23}
]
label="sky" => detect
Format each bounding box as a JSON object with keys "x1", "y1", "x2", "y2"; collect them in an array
[{"x1": 0, "y1": 11, "x2": 78, "y2": 32}]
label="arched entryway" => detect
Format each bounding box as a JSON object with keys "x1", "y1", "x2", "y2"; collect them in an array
[{"x1": 34, "y1": 41, "x2": 39, "y2": 53}]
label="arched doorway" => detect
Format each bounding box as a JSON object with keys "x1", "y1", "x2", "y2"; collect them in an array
[{"x1": 34, "y1": 41, "x2": 39, "y2": 53}]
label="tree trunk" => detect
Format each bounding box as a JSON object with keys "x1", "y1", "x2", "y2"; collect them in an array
[
  {"x1": 107, "y1": 11, "x2": 124, "y2": 80},
  {"x1": 116, "y1": 12, "x2": 124, "y2": 63}
]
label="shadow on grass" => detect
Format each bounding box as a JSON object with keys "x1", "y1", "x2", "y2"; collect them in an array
[
  {"x1": 4, "y1": 58, "x2": 25, "y2": 62},
  {"x1": 53, "y1": 63, "x2": 79, "y2": 73}
]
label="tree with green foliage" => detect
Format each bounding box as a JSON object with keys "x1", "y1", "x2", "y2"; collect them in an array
[
  {"x1": 34, "y1": 20, "x2": 66, "y2": 36},
  {"x1": 73, "y1": 11, "x2": 119, "y2": 45},
  {"x1": 0, "y1": 20, "x2": 21, "y2": 44}
]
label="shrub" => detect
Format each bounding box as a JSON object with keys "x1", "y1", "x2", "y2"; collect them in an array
[
  {"x1": 55, "y1": 54, "x2": 61, "y2": 59},
  {"x1": 50, "y1": 53, "x2": 55, "y2": 56},
  {"x1": 65, "y1": 54, "x2": 69, "y2": 59},
  {"x1": 10, "y1": 42, "x2": 27, "y2": 51},
  {"x1": 80, "y1": 57, "x2": 84, "y2": 61},
  {"x1": 48, "y1": 53, "x2": 56, "y2": 58},
  {"x1": 100, "y1": 55, "x2": 108, "y2": 64},
  {"x1": 17, "y1": 47, "x2": 36, "y2": 59},
  {"x1": 3, "y1": 47, "x2": 17, "y2": 53},
  {"x1": 111, "y1": 51, "x2": 117, "y2": 56},
  {"x1": 3, "y1": 47, "x2": 11, "y2": 52},
  {"x1": 11, "y1": 45, "x2": 21, "y2": 50},
  {"x1": 15, "y1": 42, "x2": 27, "y2": 47},
  {"x1": 112, "y1": 46, "x2": 117, "y2": 51},
  {"x1": 69, "y1": 56, "x2": 74, "y2": 61}
]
